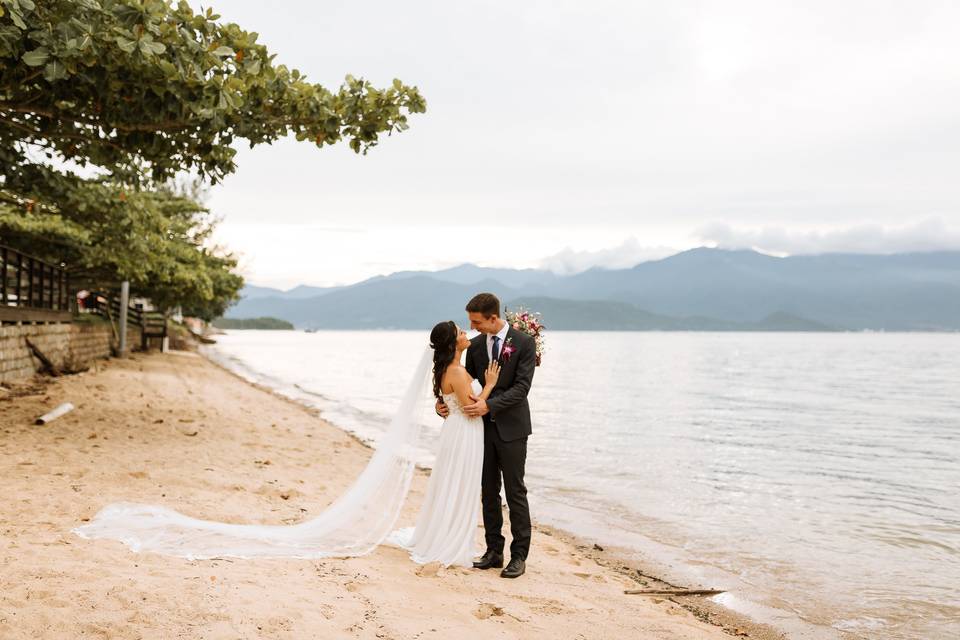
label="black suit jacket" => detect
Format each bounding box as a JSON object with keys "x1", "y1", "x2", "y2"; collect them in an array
[{"x1": 465, "y1": 327, "x2": 536, "y2": 442}]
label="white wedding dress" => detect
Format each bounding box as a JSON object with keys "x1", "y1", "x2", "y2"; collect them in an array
[
  {"x1": 72, "y1": 347, "x2": 464, "y2": 561},
  {"x1": 389, "y1": 379, "x2": 484, "y2": 567}
]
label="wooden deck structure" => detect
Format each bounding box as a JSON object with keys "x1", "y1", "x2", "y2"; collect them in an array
[
  {"x1": 0, "y1": 245, "x2": 72, "y2": 323},
  {"x1": 1, "y1": 244, "x2": 166, "y2": 348}
]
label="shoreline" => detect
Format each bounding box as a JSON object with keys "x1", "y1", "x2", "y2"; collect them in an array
[
  {"x1": 1, "y1": 350, "x2": 784, "y2": 639},
  {"x1": 200, "y1": 348, "x2": 792, "y2": 640}
]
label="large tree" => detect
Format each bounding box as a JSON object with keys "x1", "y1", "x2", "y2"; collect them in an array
[{"x1": 0, "y1": 0, "x2": 425, "y2": 314}]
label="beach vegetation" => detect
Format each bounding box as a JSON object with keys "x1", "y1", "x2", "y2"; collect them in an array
[{"x1": 211, "y1": 316, "x2": 294, "y2": 330}]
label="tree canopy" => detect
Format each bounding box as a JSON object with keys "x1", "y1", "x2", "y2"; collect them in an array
[
  {"x1": 0, "y1": 0, "x2": 425, "y2": 317},
  {"x1": 0, "y1": 0, "x2": 426, "y2": 182}
]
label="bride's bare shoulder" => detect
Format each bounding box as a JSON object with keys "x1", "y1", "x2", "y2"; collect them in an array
[
  {"x1": 443, "y1": 365, "x2": 470, "y2": 382},
  {"x1": 445, "y1": 364, "x2": 469, "y2": 376}
]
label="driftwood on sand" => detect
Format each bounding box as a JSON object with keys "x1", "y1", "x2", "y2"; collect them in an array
[
  {"x1": 624, "y1": 589, "x2": 726, "y2": 597},
  {"x1": 24, "y1": 338, "x2": 90, "y2": 376},
  {"x1": 188, "y1": 328, "x2": 217, "y2": 344},
  {"x1": 25, "y1": 338, "x2": 62, "y2": 376}
]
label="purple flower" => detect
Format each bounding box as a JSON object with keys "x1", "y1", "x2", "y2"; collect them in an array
[{"x1": 500, "y1": 339, "x2": 517, "y2": 363}]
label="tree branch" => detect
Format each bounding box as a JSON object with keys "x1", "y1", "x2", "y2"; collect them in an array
[{"x1": 0, "y1": 115, "x2": 128, "y2": 154}]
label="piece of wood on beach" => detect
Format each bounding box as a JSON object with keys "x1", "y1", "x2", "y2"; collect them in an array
[
  {"x1": 624, "y1": 589, "x2": 726, "y2": 597},
  {"x1": 36, "y1": 402, "x2": 76, "y2": 425},
  {"x1": 186, "y1": 327, "x2": 217, "y2": 344},
  {"x1": 25, "y1": 338, "x2": 62, "y2": 376}
]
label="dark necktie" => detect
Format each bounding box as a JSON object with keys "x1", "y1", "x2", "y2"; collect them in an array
[{"x1": 491, "y1": 335, "x2": 501, "y2": 363}]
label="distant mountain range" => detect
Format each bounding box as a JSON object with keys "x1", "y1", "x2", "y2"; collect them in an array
[{"x1": 225, "y1": 248, "x2": 960, "y2": 331}]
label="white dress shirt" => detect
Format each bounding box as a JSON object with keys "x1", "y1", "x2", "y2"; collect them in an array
[{"x1": 486, "y1": 321, "x2": 510, "y2": 362}]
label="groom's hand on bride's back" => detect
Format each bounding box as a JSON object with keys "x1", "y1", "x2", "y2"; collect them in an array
[
  {"x1": 435, "y1": 398, "x2": 450, "y2": 418},
  {"x1": 463, "y1": 395, "x2": 489, "y2": 417}
]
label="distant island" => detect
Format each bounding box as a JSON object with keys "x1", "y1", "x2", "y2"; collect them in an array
[
  {"x1": 212, "y1": 317, "x2": 294, "y2": 330},
  {"x1": 225, "y1": 248, "x2": 960, "y2": 331}
]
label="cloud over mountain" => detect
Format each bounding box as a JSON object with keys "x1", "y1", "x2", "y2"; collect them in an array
[
  {"x1": 695, "y1": 217, "x2": 960, "y2": 256},
  {"x1": 538, "y1": 238, "x2": 676, "y2": 274}
]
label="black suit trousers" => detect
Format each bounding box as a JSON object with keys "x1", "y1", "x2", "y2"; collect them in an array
[{"x1": 481, "y1": 420, "x2": 531, "y2": 560}]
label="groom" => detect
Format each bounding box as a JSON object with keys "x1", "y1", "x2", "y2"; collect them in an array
[{"x1": 438, "y1": 292, "x2": 536, "y2": 578}]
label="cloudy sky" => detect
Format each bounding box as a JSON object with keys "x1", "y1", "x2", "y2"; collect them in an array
[{"x1": 204, "y1": 1, "x2": 960, "y2": 288}]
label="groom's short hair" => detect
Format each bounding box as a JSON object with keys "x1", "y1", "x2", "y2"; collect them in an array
[{"x1": 466, "y1": 293, "x2": 500, "y2": 318}]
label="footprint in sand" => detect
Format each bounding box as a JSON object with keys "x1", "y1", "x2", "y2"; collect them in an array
[
  {"x1": 473, "y1": 603, "x2": 504, "y2": 620},
  {"x1": 516, "y1": 595, "x2": 568, "y2": 615},
  {"x1": 572, "y1": 572, "x2": 607, "y2": 583},
  {"x1": 80, "y1": 623, "x2": 112, "y2": 638},
  {"x1": 253, "y1": 484, "x2": 302, "y2": 501},
  {"x1": 414, "y1": 562, "x2": 444, "y2": 578}
]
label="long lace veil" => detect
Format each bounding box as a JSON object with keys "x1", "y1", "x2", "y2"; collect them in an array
[{"x1": 73, "y1": 346, "x2": 434, "y2": 559}]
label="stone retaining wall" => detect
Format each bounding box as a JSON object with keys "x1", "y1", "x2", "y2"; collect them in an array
[{"x1": 0, "y1": 322, "x2": 140, "y2": 384}]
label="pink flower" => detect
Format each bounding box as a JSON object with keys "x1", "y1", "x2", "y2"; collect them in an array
[{"x1": 505, "y1": 307, "x2": 545, "y2": 366}]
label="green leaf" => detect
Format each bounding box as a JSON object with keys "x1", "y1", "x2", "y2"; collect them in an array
[
  {"x1": 139, "y1": 39, "x2": 166, "y2": 56},
  {"x1": 44, "y1": 60, "x2": 67, "y2": 82},
  {"x1": 157, "y1": 59, "x2": 177, "y2": 78},
  {"x1": 22, "y1": 47, "x2": 50, "y2": 66},
  {"x1": 9, "y1": 7, "x2": 26, "y2": 29},
  {"x1": 0, "y1": 26, "x2": 22, "y2": 52},
  {"x1": 116, "y1": 36, "x2": 137, "y2": 53},
  {"x1": 223, "y1": 91, "x2": 242, "y2": 109},
  {"x1": 212, "y1": 46, "x2": 234, "y2": 57}
]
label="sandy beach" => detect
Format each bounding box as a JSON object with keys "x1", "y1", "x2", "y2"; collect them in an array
[{"x1": 0, "y1": 351, "x2": 779, "y2": 639}]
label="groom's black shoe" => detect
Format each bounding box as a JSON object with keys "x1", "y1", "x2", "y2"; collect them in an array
[
  {"x1": 473, "y1": 550, "x2": 504, "y2": 570},
  {"x1": 500, "y1": 557, "x2": 525, "y2": 579}
]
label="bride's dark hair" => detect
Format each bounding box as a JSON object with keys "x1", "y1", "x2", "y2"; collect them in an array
[{"x1": 430, "y1": 321, "x2": 458, "y2": 399}]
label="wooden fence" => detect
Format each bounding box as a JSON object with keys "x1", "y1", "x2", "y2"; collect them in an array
[
  {"x1": 86, "y1": 291, "x2": 168, "y2": 350},
  {"x1": 0, "y1": 244, "x2": 71, "y2": 323},
  {"x1": 1, "y1": 244, "x2": 167, "y2": 349}
]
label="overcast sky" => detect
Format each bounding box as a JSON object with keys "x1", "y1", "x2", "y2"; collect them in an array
[{"x1": 203, "y1": 1, "x2": 960, "y2": 288}]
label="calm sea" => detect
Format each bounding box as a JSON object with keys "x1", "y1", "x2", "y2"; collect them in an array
[{"x1": 204, "y1": 331, "x2": 960, "y2": 640}]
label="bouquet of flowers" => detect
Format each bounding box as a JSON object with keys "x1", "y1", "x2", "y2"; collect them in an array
[{"x1": 505, "y1": 306, "x2": 545, "y2": 366}]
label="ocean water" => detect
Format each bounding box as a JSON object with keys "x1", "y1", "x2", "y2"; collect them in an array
[{"x1": 204, "y1": 330, "x2": 960, "y2": 640}]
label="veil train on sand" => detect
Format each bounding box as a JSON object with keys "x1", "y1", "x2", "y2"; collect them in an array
[{"x1": 73, "y1": 347, "x2": 433, "y2": 560}]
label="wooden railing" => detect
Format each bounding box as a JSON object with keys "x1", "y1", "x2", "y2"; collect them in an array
[
  {"x1": 0, "y1": 244, "x2": 72, "y2": 322},
  {"x1": 86, "y1": 291, "x2": 168, "y2": 350}
]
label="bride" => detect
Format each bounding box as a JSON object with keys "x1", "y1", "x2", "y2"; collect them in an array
[
  {"x1": 73, "y1": 321, "x2": 499, "y2": 567},
  {"x1": 391, "y1": 321, "x2": 499, "y2": 566}
]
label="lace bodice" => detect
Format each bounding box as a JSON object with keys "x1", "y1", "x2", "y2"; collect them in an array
[{"x1": 442, "y1": 379, "x2": 483, "y2": 416}]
